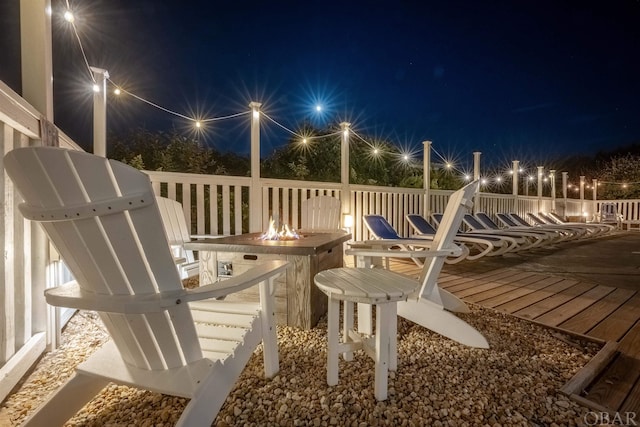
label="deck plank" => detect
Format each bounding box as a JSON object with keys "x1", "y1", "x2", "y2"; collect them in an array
[
  {"x1": 559, "y1": 288, "x2": 636, "y2": 335},
  {"x1": 513, "y1": 281, "x2": 597, "y2": 320},
  {"x1": 479, "y1": 276, "x2": 566, "y2": 308},
  {"x1": 617, "y1": 320, "x2": 640, "y2": 359},
  {"x1": 535, "y1": 285, "x2": 616, "y2": 327},
  {"x1": 493, "y1": 278, "x2": 579, "y2": 314},
  {"x1": 587, "y1": 294, "x2": 640, "y2": 343},
  {"x1": 445, "y1": 271, "x2": 536, "y2": 295},
  {"x1": 584, "y1": 354, "x2": 640, "y2": 411},
  {"x1": 464, "y1": 273, "x2": 553, "y2": 304},
  {"x1": 620, "y1": 371, "x2": 640, "y2": 413}
]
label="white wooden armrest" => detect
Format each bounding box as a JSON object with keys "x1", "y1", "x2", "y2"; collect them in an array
[
  {"x1": 45, "y1": 260, "x2": 288, "y2": 314},
  {"x1": 345, "y1": 247, "x2": 461, "y2": 259},
  {"x1": 185, "y1": 260, "x2": 288, "y2": 301}
]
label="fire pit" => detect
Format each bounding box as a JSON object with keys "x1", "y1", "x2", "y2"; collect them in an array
[
  {"x1": 185, "y1": 231, "x2": 351, "y2": 329},
  {"x1": 259, "y1": 217, "x2": 301, "y2": 240}
]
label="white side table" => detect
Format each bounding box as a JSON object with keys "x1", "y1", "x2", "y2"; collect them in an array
[
  {"x1": 622, "y1": 220, "x2": 640, "y2": 231},
  {"x1": 314, "y1": 268, "x2": 417, "y2": 400}
]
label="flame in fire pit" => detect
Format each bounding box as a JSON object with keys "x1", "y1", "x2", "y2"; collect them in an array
[{"x1": 259, "y1": 217, "x2": 301, "y2": 240}]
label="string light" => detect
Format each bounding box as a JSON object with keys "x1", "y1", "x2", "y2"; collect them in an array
[
  {"x1": 60, "y1": 0, "x2": 617, "y2": 190},
  {"x1": 54, "y1": 0, "x2": 488, "y2": 173}
]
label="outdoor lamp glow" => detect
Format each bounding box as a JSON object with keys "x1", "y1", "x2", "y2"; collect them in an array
[{"x1": 343, "y1": 214, "x2": 354, "y2": 228}]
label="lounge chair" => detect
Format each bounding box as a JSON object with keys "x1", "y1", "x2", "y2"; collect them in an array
[
  {"x1": 348, "y1": 181, "x2": 489, "y2": 348},
  {"x1": 509, "y1": 213, "x2": 582, "y2": 240},
  {"x1": 598, "y1": 202, "x2": 623, "y2": 227},
  {"x1": 5, "y1": 147, "x2": 288, "y2": 426},
  {"x1": 495, "y1": 213, "x2": 565, "y2": 243},
  {"x1": 432, "y1": 213, "x2": 519, "y2": 253},
  {"x1": 526, "y1": 213, "x2": 590, "y2": 239},
  {"x1": 363, "y1": 214, "x2": 469, "y2": 266},
  {"x1": 461, "y1": 213, "x2": 539, "y2": 250},
  {"x1": 542, "y1": 212, "x2": 613, "y2": 236},
  {"x1": 474, "y1": 212, "x2": 550, "y2": 248},
  {"x1": 406, "y1": 213, "x2": 512, "y2": 259}
]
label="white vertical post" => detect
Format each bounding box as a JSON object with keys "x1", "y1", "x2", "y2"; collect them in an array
[
  {"x1": 512, "y1": 160, "x2": 519, "y2": 213},
  {"x1": 562, "y1": 171, "x2": 568, "y2": 218},
  {"x1": 579, "y1": 175, "x2": 585, "y2": 220},
  {"x1": 512, "y1": 160, "x2": 519, "y2": 196},
  {"x1": 537, "y1": 166, "x2": 544, "y2": 213},
  {"x1": 20, "y1": 0, "x2": 53, "y2": 347},
  {"x1": 21, "y1": 0, "x2": 54, "y2": 119},
  {"x1": 91, "y1": 67, "x2": 109, "y2": 157},
  {"x1": 592, "y1": 178, "x2": 598, "y2": 222},
  {"x1": 340, "y1": 122, "x2": 351, "y2": 220},
  {"x1": 249, "y1": 102, "x2": 262, "y2": 232},
  {"x1": 550, "y1": 170, "x2": 556, "y2": 212},
  {"x1": 473, "y1": 151, "x2": 481, "y2": 214},
  {"x1": 537, "y1": 166, "x2": 544, "y2": 198},
  {"x1": 423, "y1": 141, "x2": 431, "y2": 217},
  {"x1": 473, "y1": 152, "x2": 481, "y2": 181}
]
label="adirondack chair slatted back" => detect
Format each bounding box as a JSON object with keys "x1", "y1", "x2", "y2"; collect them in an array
[
  {"x1": 156, "y1": 196, "x2": 202, "y2": 279},
  {"x1": 156, "y1": 197, "x2": 191, "y2": 248},
  {"x1": 5, "y1": 147, "x2": 201, "y2": 370},
  {"x1": 301, "y1": 196, "x2": 341, "y2": 231},
  {"x1": 417, "y1": 181, "x2": 477, "y2": 297}
]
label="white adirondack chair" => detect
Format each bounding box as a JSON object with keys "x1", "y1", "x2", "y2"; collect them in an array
[
  {"x1": 301, "y1": 195, "x2": 342, "y2": 232},
  {"x1": 4, "y1": 147, "x2": 288, "y2": 427},
  {"x1": 156, "y1": 196, "x2": 217, "y2": 279},
  {"x1": 348, "y1": 181, "x2": 489, "y2": 349}
]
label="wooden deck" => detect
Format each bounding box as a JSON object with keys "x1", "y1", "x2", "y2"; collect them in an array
[{"x1": 367, "y1": 234, "x2": 640, "y2": 415}]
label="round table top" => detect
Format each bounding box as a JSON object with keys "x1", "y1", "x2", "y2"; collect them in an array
[{"x1": 314, "y1": 268, "x2": 418, "y2": 304}]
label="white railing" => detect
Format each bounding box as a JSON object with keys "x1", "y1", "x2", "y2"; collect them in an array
[
  {"x1": 145, "y1": 173, "x2": 603, "y2": 242},
  {"x1": 0, "y1": 81, "x2": 83, "y2": 402}
]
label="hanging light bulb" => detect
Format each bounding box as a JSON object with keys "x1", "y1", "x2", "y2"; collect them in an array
[
  {"x1": 64, "y1": 10, "x2": 75, "y2": 23},
  {"x1": 195, "y1": 121, "x2": 202, "y2": 128},
  {"x1": 92, "y1": 84, "x2": 100, "y2": 93},
  {"x1": 114, "y1": 88, "x2": 121, "y2": 95}
]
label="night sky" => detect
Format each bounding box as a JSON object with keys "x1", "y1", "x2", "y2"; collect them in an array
[{"x1": 1, "y1": 0, "x2": 639, "y2": 166}]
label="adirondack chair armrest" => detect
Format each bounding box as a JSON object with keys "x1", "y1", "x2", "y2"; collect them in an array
[
  {"x1": 44, "y1": 260, "x2": 289, "y2": 314},
  {"x1": 349, "y1": 239, "x2": 462, "y2": 257},
  {"x1": 184, "y1": 260, "x2": 289, "y2": 302},
  {"x1": 345, "y1": 247, "x2": 461, "y2": 259}
]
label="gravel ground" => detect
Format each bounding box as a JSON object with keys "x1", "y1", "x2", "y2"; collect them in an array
[{"x1": 1, "y1": 305, "x2": 600, "y2": 426}]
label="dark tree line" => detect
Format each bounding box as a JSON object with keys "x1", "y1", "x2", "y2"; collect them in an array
[{"x1": 108, "y1": 128, "x2": 640, "y2": 198}]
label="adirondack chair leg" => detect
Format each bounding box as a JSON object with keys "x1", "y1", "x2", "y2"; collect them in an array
[
  {"x1": 22, "y1": 373, "x2": 109, "y2": 426},
  {"x1": 374, "y1": 304, "x2": 391, "y2": 401},
  {"x1": 327, "y1": 297, "x2": 340, "y2": 386},
  {"x1": 357, "y1": 302, "x2": 372, "y2": 335},
  {"x1": 259, "y1": 277, "x2": 279, "y2": 378},
  {"x1": 388, "y1": 307, "x2": 398, "y2": 372},
  {"x1": 176, "y1": 356, "x2": 251, "y2": 426},
  {"x1": 397, "y1": 298, "x2": 489, "y2": 349},
  {"x1": 438, "y1": 288, "x2": 471, "y2": 314},
  {"x1": 342, "y1": 301, "x2": 354, "y2": 361}
]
